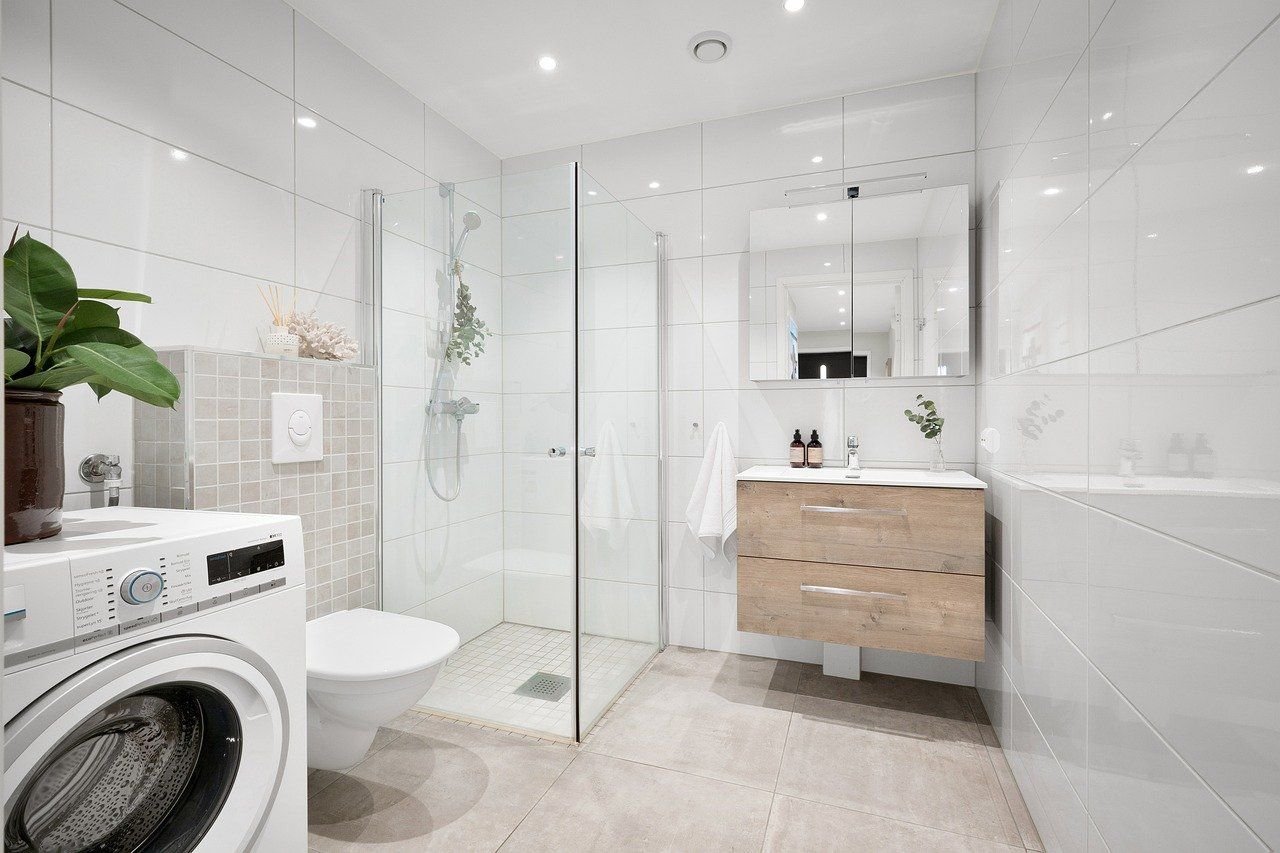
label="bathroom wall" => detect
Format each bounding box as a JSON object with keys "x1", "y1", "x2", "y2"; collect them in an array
[
  {"x1": 0, "y1": 0, "x2": 499, "y2": 514},
  {"x1": 135, "y1": 349, "x2": 378, "y2": 619},
  {"x1": 974, "y1": 0, "x2": 1280, "y2": 849},
  {"x1": 504, "y1": 74, "x2": 981, "y2": 683}
]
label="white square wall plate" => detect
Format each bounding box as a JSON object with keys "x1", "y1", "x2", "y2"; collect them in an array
[{"x1": 272, "y1": 392, "x2": 323, "y2": 463}]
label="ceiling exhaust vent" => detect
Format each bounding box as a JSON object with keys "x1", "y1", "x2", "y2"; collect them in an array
[{"x1": 689, "y1": 31, "x2": 732, "y2": 63}]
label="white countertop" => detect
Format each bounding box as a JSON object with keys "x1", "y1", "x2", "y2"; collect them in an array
[{"x1": 738, "y1": 465, "x2": 987, "y2": 489}]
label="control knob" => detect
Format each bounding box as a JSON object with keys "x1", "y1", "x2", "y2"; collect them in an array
[{"x1": 120, "y1": 569, "x2": 164, "y2": 605}]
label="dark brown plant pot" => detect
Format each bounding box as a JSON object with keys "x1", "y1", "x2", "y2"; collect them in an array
[{"x1": 5, "y1": 388, "x2": 65, "y2": 545}]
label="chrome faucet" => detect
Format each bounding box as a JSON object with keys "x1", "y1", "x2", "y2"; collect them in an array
[
  {"x1": 845, "y1": 434, "x2": 862, "y2": 478},
  {"x1": 428, "y1": 396, "x2": 481, "y2": 423},
  {"x1": 80, "y1": 453, "x2": 123, "y2": 506}
]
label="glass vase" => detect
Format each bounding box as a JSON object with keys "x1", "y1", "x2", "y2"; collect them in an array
[{"x1": 930, "y1": 437, "x2": 946, "y2": 473}]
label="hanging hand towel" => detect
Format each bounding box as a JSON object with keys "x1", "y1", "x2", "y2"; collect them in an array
[
  {"x1": 581, "y1": 420, "x2": 635, "y2": 550},
  {"x1": 686, "y1": 422, "x2": 738, "y2": 559}
]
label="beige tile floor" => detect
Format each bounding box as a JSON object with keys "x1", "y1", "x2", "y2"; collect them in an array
[{"x1": 307, "y1": 647, "x2": 1044, "y2": 852}]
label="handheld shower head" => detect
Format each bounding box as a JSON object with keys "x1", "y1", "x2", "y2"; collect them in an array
[{"x1": 452, "y1": 210, "x2": 483, "y2": 260}]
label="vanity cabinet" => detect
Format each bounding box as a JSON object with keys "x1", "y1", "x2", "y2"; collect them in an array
[{"x1": 736, "y1": 470, "x2": 986, "y2": 661}]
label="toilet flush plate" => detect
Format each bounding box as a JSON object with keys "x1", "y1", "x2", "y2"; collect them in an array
[{"x1": 272, "y1": 393, "x2": 323, "y2": 463}]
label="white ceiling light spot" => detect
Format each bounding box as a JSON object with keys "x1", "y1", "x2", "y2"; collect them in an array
[
  {"x1": 811, "y1": 155, "x2": 823, "y2": 164},
  {"x1": 296, "y1": 116, "x2": 317, "y2": 129},
  {"x1": 1042, "y1": 187, "x2": 1062, "y2": 196},
  {"x1": 538, "y1": 55, "x2": 557, "y2": 71},
  {"x1": 824, "y1": 262, "x2": 832, "y2": 267},
  {"x1": 936, "y1": 307, "x2": 946, "y2": 312},
  {"x1": 1101, "y1": 111, "x2": 1113, "y2": 121},
  {"x1": 837, "y1": 306, "x2": 846, "y2": 313},
  {"x1": 587, "y1": 190, "x2": 598, "y2": 196},
  {"x1": 815, "y1": 211, "x2": 828, "y2": 221},
  {"x1": 948, "y1": 287, "x2": 958, "y2": 292},
  {"x1": 1146, "y1": 232, "x2": 1158, "y2": 239},
  {"x1": 839, "y1": 321, "x2": 846, "y2": 326},
  {"x1": 689, "y1": 31, "x2": 732, "y2": 63},
  {"x1": 1246, "y1": 164, "x2": 1265, "y2": 175},
  {"x1": 785, "y1": 0, "x2": 805, "y2": 11},
  {"x1": 170, "y1": 148, "x2": 189, "y2": 161},
  {"x1": 648, "y1": 181, "x2": 661, "y2": 189}
]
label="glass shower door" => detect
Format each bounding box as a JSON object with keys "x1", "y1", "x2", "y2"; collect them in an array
[{"x1": 575, "y1": 169, "x2": 663, "y2": 737}]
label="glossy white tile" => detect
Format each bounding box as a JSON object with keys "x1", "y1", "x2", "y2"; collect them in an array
[
  {"x1": 842, "y1": 384, "x2": 977, "y2": 465},
  {"x1": 583, "y1": 122, "x2": 700, "y2": 200},
  {"x1": 53, "y1": 0, "x2": 294, "y2": 189},
  {"x1": 620, "y1": 190, "x2": 702, "y2": 260},
  {"x1": 703, "y1": 98, "x2": 842, "y2": 187},
  {"x1": 2, "y1": 81, "x2": 50, "y2": 228},
  {"x1": 844, "y1": 76, "x2": 975, "y2": 169},
  {"x1": 702, "y1": 170, "x2": 843, "y2": 256},
  {"x1": 2, "y1": 0, "x2": 50, "y2": 92}
]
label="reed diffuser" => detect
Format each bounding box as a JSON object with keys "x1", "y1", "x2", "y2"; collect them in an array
[{"x1": 259, "y1": 285, "x2": 301, "y2": 357}]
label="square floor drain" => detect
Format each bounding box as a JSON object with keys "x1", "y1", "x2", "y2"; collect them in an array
[{"x1": 514, "y1": 672, "x2": 571, "y2": 702}]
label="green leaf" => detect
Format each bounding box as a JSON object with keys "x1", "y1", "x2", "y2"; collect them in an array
[
  {"x1": 4, "y1": 235, "x2": 78, "y2": 342},
  {"x1": 4, "y1": 347, "x2": 30, "y2": 378},
  {"x1": 63, "y1": 300, "x2": 121, "y2": 332},
  {"x1": 63, "y1": 342, "x2": 179, "y2": 407},
  {"x1": 49, "y1": 326, "x2": 143, "y2": 351},
  {"x1": 76, "y1": 288, "x2": 152, "y2": 303},
  {"x1": 7, "y1": 360, "x2": 96, "y2": 390}
]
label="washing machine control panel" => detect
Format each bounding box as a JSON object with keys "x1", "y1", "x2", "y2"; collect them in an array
[{"x1": 3, "y1": 509, "x2": 304, "y2": 672}]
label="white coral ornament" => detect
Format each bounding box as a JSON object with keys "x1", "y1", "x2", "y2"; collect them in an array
[{"x1": 284, "y1": 310, "x2": 359, "y2": 361}]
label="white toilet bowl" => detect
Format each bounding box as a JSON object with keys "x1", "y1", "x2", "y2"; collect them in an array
[{"x1": 305, "y1": 608, "x2": 460, "y2": 770}]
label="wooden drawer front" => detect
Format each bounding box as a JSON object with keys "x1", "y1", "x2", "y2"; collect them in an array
[
  {"x1": 737, "y1": 556, "x2": 984, "y2": 661},
  {"x1": 737, "y1": 480, "x2": 984, "y2": 575}
]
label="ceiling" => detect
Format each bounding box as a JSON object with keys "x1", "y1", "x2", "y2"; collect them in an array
[{"x1": 283, "y1": 0, "x2": 998, "y2": 158}]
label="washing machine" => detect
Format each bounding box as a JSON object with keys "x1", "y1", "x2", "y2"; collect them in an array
[{"x1": 2, "y1": 507, "x2": 307, "y2": 851}]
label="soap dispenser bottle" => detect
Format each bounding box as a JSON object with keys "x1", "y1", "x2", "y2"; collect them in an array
[
  {"x1": 806, "y1": 430, "x2": 823, "y2": 468},
  {"x1": 790, "y1": 430, "x2": 806, "y2": 468}
]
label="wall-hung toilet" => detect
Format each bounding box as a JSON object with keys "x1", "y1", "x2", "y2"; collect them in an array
[{"x1": 305, "y1": 608, "x2": 460, "y2": 770}]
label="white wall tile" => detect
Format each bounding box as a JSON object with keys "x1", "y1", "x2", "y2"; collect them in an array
[
  {"x1": 735, "y1": 386, "x2": 844, "y2": 461},
  {"x1": 844, "y1": 76, "x2": 975, "y2": 169},
  {"x1": 505, "y1": 571, "x2": 573, "y2": 631},
  {"x1": 117, "y1": 0, "x2": 294, "y2": 96},
  {"x1": 843, "y1": 384, "x2": 976, "y2": 465},
  {"x1": 426, "y1": 106, "x2": 500, "y2": 198},
  {"x1": 701, "y1": 253, "x2": 747, "y2": 324},
  {"x1": 620, "y1": 190, "x2": 701, "y2": 260},
  {"x1": 294, "y1": 14, "x2": 424, "y2": 169},
  {"x1": 416, "y1": 572, "x2": 503, "y2": 645},
  {"x1": 503, "y1": 209, "x2": 573, "y2": 276},
  {"x1": 583, "y1": 122, "x2": 700, "y2": 200},
  {"x1": 701, "y1": 322, "x2": 740, "y2": 391},
  {"x1": 54, "y1": 0, "x2": 294, "y2": 189},
  {"x1": 501, "y1": 163, "x2": 574, "y2": 217},
  {"x1": 2, "y1": 0, "x2": 50, "y2": 92},
  {"x1": 2, "y1": 81, "x2": 50, "y2": 228},
  {"x1": 667, "y1": 587, "x2": 705, "y2": 648},
  {"x1": 295, "y1": 199, "x2": 368, "y2": 304},
  {"x1": 52, "y1": 103, "x2": 295, "y2": 283},
  {"x1": 1009, "y1": 692, "x2": 1089, "y2": 853},
  {"x1": 702, "y1": 170, "x2": 843, "y2": 256},
  {"x1": 703, "y1": 98, "x2": 842, "y2": 187},
  {"x1": 502, "y1": 145, "x2": 581, "y2": 176}
]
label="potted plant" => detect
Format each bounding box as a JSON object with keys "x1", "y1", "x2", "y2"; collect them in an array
[
  {"x1": 904, "y1": 393, "x2": 946, "y2": 472},
  {"x1": 4, "y1": 233, "x2": 180, "y2": 544}
]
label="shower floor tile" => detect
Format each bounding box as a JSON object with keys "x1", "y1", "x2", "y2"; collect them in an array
[{"x1": 416, "y1": 622, "x2": 656, "y2": 738}]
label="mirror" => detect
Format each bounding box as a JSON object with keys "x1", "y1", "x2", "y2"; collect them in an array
[{"x1": 747, "y1": 184, "x2": 970, "y2": 380}]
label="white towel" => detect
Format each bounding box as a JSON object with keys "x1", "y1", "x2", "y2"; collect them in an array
[
  {"x1": 581, "y1": 421, "x2": 635, "y2": 549},
  {"x1": 686, "y1": 422, "x2": 738, "y2": 559}
]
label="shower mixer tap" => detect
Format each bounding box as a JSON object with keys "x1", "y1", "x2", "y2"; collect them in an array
[{"x1": 428, "y1": 396, "x2": 481, "y2": 422}]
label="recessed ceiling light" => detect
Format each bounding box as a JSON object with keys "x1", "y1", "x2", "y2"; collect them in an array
[
  {"x1": 587, "y1": 190, "x2": 598, "y2": 196},
  {"x1": 296, "y1": 116, "x2": 317, "y2": 129},
  {"x1": 838, "y1": 306, "x2": 846, "y2": 313},
  {"x1": 811, "y1": 155, "x2": 823, "y2": 164},
  {"x1": 1002, "y1": 248, "x2": 1013, "y2": 253},
  {"x1": 538, "y1": 55, "x2": 557, "y2": 71},
  {"x1": 1101, "y1": 111, "x2": 1114, "y2": 121},
  {"x1": 837, "y1": 290, "x2": 846, "y2": 296},
  {"x1": 816, "y1": 212, "x2": 828, "y2": 221},
  {"x1": 648, "y1": 181, "x2": 661, "y2": 189},
  {"x1": 689, "y1": 31, "x2": 732, "y2": 63},
  {"x1": 936, "y1": 307, "x2": 946, "y2": 312},
  {"x1": 1247, "y1": 164, "x2": 1265, "y2": 175},
  {"x1": 785, "y1": 0, "x2": 805, "y2": 11},
  {"x1": 839, "y1": 321, "x2": 846, "y2": 326},
  {"x1": 948, "y1": 287, "x2": 959, "y2": 292},
  {"x1": 824, "y1": 262, "x2": 832, "y2": 267},
  {"x1": 170, "y1": 148, "x2": 189, "y2": 161},
  {"x1": 1042, "y1": 187, "x2": 1062, "y2": 196},
  {"x1": 1146, "y1": 232, "x2": 1158, "y2": 239}
]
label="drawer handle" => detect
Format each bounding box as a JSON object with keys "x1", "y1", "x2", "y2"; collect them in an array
[
  {"x1": 800, "y1": 505, "x2": 907, "y2": 517},
  {"x1": 800, "y1": 584, "x2": 907, "y2": 602}
]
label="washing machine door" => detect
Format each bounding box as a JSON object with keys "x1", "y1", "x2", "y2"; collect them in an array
[{"x1": 3, "y1": 635, "x2": 289, "y2": 853}]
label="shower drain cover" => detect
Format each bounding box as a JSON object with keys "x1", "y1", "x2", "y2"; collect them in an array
[{"x1": 514, "y1": 672, "x2": 571, "y2": 702}]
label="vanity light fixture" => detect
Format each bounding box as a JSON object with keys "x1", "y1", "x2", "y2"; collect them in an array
[
  {"x1": 296, "y1": 116, "x2": 318, "y2": 129},
  {"x1": 538, "y1": 55, "x2": 558, "y2": 71},
  {"x1": 1247, "y1": 164, "x2": 1265, "y2": 175},
  {"x1": 170, "y1": 148, "x2": 189, "y2": 161}
]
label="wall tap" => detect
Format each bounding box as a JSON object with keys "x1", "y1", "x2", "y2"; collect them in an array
[
  {"x1": 80, "y1": 453, "x2": 123, "y2": 506},
  {"x1": 845, "y1": 434, "x2": 861, "y2": 478}
]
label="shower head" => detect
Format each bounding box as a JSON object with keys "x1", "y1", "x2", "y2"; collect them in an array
[{"x1": 452, "y1": 210, "x2": 482, "y2": 260}]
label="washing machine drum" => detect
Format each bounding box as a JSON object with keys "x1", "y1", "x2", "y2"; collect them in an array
[{"x1": 4, "y1": 637, "x2": 290, "y2": 852}]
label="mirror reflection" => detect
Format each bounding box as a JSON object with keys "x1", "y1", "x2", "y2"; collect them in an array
[{"x1": 747, "y1": 184, "x2": 970, "y2": 380}]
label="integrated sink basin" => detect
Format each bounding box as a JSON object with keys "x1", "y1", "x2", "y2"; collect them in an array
[{"x1": 738, "y1": 464, "x2": 986, "y2": 490}]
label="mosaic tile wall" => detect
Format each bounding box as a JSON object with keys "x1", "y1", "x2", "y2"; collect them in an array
[{"x1": 134, "y1": 348, "x2": 378, "y2": 619}]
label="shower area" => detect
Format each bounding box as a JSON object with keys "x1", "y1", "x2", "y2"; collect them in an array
[{"x1": 370, "y1": 163, "x2": 664, "y2": 740}]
